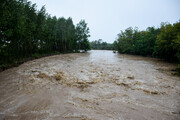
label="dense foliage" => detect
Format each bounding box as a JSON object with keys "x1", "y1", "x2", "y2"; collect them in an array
[
  {"x1": 90, "y1": 39, "x2": 113, "y2": 50},
  {"x1": 0, "y1": 0, "x2": 90, "y2": 67},
  {"x1": 114, "y1": 21, "x2": 180, "y2": 63},
  {"x1": 154, "y1": 22, "x2": 180, "y2": 62}
]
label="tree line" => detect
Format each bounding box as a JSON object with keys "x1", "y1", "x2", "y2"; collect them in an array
[
  {"x1": 114, "y1": 21, "x2": 180, "y2": 73},
  {"x1": 114, "y1": 22, "x2": 180, "y2": 61},
  {"x1": 90, "y1": 39, "x2": 113, "y2": 50},
  {"x1": 0, "y1": 0, "x2": 90, "y2": 68}
]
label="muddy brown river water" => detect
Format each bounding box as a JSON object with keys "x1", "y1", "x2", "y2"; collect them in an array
[{"x1": 0, "y1": 50, "x2": 180, "y2": 120}]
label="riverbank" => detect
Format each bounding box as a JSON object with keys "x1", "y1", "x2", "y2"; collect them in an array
[{"x1": 0, "y1": 51, "x2": 83, "y2": 72}]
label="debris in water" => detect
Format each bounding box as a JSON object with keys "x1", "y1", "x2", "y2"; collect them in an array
[
  {"x1": 37, "y1": 73, "x2": 50, "y2": 79},
  {"x1": 127, "y1": 75, "x2": 135, "y2": 79},
  {"x1": 134, "y1": 81, "x2": 142, "y2": 85},
  {"x1": 143, "y1": 89, "x2": 159, "y2": 95},
  {"x1": 81, "y1": 99, "x2": 88, "y2": 102},
  {"x1": 78, "y1": 84, "x2": 89, "y2": 89},
  {"x1": 136, "y1": 88, "x2": 165, "y2": 95},
  {"x1": 115, "y1": 82, "x2": 130, "y2": 88},
  {"x1": 31, "y1": 70, "x2": 38, "y2": 72},
  {"x1": 54, "y1": 71, "x2": 64, "y2": 81}
]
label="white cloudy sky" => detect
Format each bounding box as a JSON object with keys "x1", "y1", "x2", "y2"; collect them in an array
[{"x1": 30, "y1": 0, "x2": 180, "y2": 43}]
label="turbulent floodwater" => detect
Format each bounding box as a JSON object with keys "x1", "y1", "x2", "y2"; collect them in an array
[{"x1": 0, "y1": 50, "x2": 180, "y2": 120}]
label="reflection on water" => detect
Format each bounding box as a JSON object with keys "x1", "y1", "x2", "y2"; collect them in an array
[
  {"x1": 0, "y1": 50, "x2": 179, "y2": 120},
  {"x1": 89, "y1": 50, "x2": 118, "y2": 63}
]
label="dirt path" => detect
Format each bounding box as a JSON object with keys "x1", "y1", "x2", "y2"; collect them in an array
[{"x1": 0, "y1": 50, "x2": 180, "y2": 120}]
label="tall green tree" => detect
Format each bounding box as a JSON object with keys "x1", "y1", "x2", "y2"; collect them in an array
[{"x1": 75, "y1": 20, "x2": 90, "y2": 51}]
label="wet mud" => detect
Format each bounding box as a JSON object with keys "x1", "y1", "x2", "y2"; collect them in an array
[{"x1": 0, "y1": 50, "x2": 180, "y2": 120}]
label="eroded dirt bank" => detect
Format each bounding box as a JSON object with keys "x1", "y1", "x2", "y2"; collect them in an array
[{"x1": 0, "y1": 50, "x2": 180, "y2": 120}]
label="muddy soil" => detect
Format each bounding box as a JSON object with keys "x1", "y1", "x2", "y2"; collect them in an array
[{"x1": 0, "y1": 50, "x2": 180, "y2": 120}]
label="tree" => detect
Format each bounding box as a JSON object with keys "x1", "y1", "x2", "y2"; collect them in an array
[
  {"x1": 75, "y1": 20, "x2": 90, "y2": 51},
  {"x1": 154, "y1": 22, "x2": 180, "y2": 62},
  {"x1": 116, "y1": 27, "x2": 136, "y2": 54},
  {"x1": 113, "y1": 41, "x2": 118, "y2": 51}
]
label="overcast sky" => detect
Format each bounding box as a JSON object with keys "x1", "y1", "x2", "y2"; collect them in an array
[{"x1": 30, "y1": 0, "x2": 180, "y2": 43}]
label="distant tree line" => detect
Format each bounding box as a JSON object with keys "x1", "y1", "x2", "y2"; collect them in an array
[
  {"x1": 114, "y1": 21, "x2": 180, "y2": 72},
  {"x1": 90, "y1": 39, "x2": 113, "y2": 50},
  {"x1": 0, "y1": 0, "x2": 90, "y2": 67}
]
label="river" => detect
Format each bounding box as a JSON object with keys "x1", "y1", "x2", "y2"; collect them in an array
[{"x1": 0, "y1": 50, "x2": 180, "y2": 120}]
